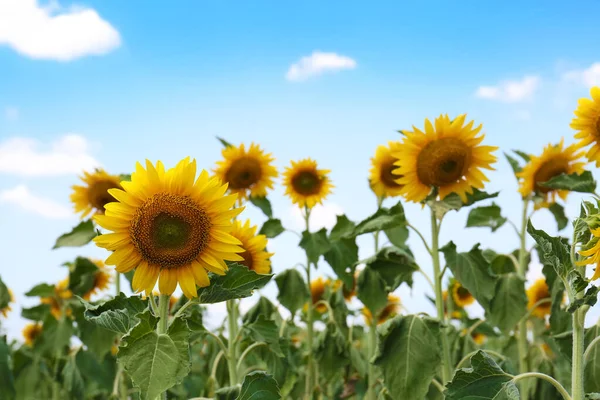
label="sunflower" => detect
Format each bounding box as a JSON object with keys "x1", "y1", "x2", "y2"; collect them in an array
[
  {"x1": 306, "y1": 277, "x2": 331, "y2": 313},
  {"x1": 71, "y1": 169, "x2": 123, "y2": 219},
  {"x1": 452, "y1": 282, "x2": 475, "y2": 308},
  {"x1": 41, "y1": 278, "x2": 73, "y2": 319},
  {"x1": 1, "y1": 289, "x2": 13, "y2": 318},
  {"x1": 363, "y1": 294, "x2": 401, "y2": 326},
  {"x1": 82, "y1": 259, "x2": 112, "y2": 300},
  {"x1": 214, "y1": 143, "x2": 278, "y2": 203},
  {"x1": 571, "y1": 86, "x2": 600, "y2": 166},
  {"x1": 23, "y1": 323, "x2": 43, "y2": 346},
  {"x1": 229, "y1": 219, "x2": 273, "y2": 275},
  {"x1": 472, "y1": 332, "x2": 486, "y2": 345},
  {"x1": 526, "y1": 279, "x2": 551, "y2": 318},
  {"x1": 393, "y1": 114, "x2": 497, "y2": 203},
  {"x1": 283, "y1": 159, "x2": 333, "y2": 209},
  {"x1": 517, "y1": 139, "x2": 586, "y2": 208},
  {"x1": 442, "y1": 290, "x2": 463, "y2": 319},
  {"x1": 93, "y1": 158, "x2": 244, "y2": 299},
  {"x1": 576, "y1": 227, "x2": 600, "y2": 281},
  {"x1": 369, "y1": 141, "x2": 404, "y2": 198}
]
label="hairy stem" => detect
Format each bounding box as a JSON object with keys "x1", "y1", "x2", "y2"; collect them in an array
[
  {"x1": 226, "y1": 299, "x2": 239, "y2": 385},
  {"x1": 512, "y1": 372, "x2": 572, "y2": 400},
  {"x1": 303, "y1": 206, "x2": 315, "y2": 399},
  {"x1": 572, "y1": 307, "x2": 586, "y2": 400},
  {"x1": 516, "y1": 199, "x2": 530, "y2": 400}
]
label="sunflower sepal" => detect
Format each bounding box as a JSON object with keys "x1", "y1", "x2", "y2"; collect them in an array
[
  {"x1": 53, "y1": 219, "x2": 98, "y2": 249},
  {"x1": 539, "y1": 171, "x2": 596, "y2": 194}
]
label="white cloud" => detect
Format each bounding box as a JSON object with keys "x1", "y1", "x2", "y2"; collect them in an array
[
  {"x1": 562, "y1": 62, "x2": 600, "y2": 87},
  {"x1": 0, "y1": 0, "x2": 121, "y2": 61},
  {"x1": 475, "y1": 75, "x2": 540, "y2": 103},
  {"x1": 5, "y1": 106, "x2": 19, "y2": 121},
  {"x1": 289, "y1": 203, "x2": 344, "y2": 231},
  {"x1": 0, "y1": 185, "x2": 71, "y2": 219},
  {"x1": 0, "y1": 134, "x2": 100, "y2": 176},
  {"x1": 286, "y1": 51, "x2": 357, "y2": 82}
]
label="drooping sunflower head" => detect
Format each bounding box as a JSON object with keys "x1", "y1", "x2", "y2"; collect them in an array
[
  {"x1": 307, "y1": 277, "x2": 331, "y2": 313},
  {"x1": 23, "y1": 323, "x2": 43, "y2": 346},
  {"x1": 517, "y1": 139, "x2": 586, "y2": 208},
  {"x1": 71, "y1": 169, "x2": 123, "y2": 219},
  {"x1": 0, "y1": 289, "x2": 13, "y2": 318},
  {"x1": 83, "y1": 259, "x2": 112, "y2": 300},
  {"x1": 393, "y1": 114, "x2": 498, "y2": 203},
  {"x1": 214, "y1": 143, "x2": 278, "y2": 203},
  {"x1": 283, "y1": 159, "x2": 333, "y2": 209},
  {"x1": 41, "y1": 278, "x2": 73, "y2": 319},
  {"x1": 369, "y1": 141, "x2": 403, "y2": 198},
  {"x1": 342, "y1": 271, "x2": 359, "y2": 302},
  {"x1": 362, "y1": 294, "x2": 401, "y2": 326},
  {"x1": 576, "y1": 226, "x2": 600, "y2": 281},
  {"x1": 93, "y1": 158, "x2": 244, "y2": 299},
  {"x1": 571, "y1": 86, "x2": 600, "y2": 166},
  {"x1": 451, "y1": 281, "x2": 475, "y2": 308},
  {"x1": 527, "y1": 278, "x2": 551, "y2": 318},
  {"x1": 229, "y1": 219, "x2": 273, "y2": 275}
]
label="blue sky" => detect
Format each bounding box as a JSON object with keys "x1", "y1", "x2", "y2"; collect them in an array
[{"x1": 1, "y1": 0, "x2": 600, "y2": 339}]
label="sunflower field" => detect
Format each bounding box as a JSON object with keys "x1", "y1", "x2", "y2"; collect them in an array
[{"x1": 1, "y1": 87, "x2": 600, "y2": 400}]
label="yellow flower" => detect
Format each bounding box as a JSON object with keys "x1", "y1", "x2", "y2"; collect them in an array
[
  {"x1": 83, "y1": 259, "x2": 112, "y2": 300},
  {"x1": 93, "y1": 158, "x2": 244, "y2": 299},
  {"x1": 229, "y1": 219, "x2": 273, "y2": 275},
  {"x1": 517, "y1": 139, "x2": 586, "y2": 208},
  {"x1": 71, "y1": 169, "x2": 123, "y2": 219},
  {"x1": 526, "y1": 279, "x2": 551, "y2": 318},
  {"x1": 1, "y1": 289, "x2": 13, "y2": 318},
  {"x1": 571, "y1": 86, "x2": 600, "y2": 166},
  {"x1": 576, "y1": 227, "x2": 600, "y2": 281},
  {"x1": 23, "y1": 323, "x2": 43, "y2": 346},
  {"x1": 452, "y1": 282, "x2": 475, "y2": 308},
  {"x1": 393, "y1": 114, "x2": 497, "y2": 203},
  {"x1": 41, "y1": 278, "x2": 73, "y2": 319},
  {"x1": 283, "y1": 158, "x2": 333, "y2": 209},
  {"x1": 214, "y1": 142, "x2": 278, "y2": 202},
  {"x1": 307, "y1": 277, "x2": 331, "y2": 313},
  {"x1": 472, "y1": 332, "x2": 486, "y2": 345},
  {"x1": 369, "y1": 141, "x2": 403, "y2": 198},
  {"x1": 362, "y1": 294, "x2": 401, "y2": 326}
]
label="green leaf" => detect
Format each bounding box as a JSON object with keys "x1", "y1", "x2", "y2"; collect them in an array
[
  {"x1": 216, "y1": 136, "x2": 234, "y2": 148},
  {"x1": 373, "y1": 315, "x2": 441, "y2": 400},
  {"x1": 315, "y1": 322, "x2": 350, "y2": 382},
  {"x1": 505, "y1": 153, "x2": 522, "y2": 176},
  {"x1": 585, "y1": 325, "x2": 600, "y2": 393},
  {"x1": 0, "y1": 277, "x2": 10, "y2": 311},
  {"x1": 196, "y1": 263, "x2": 272, "y2": 303},
  {"x1": 243, "y1": 296, "x2": 279, "y2": 324},
  {"x1": 527, "y1": 221, "x2": 572, "y2": 284},
  {"x1": 21, "y1": 304, "x2": 50, "y2": 321},
  {"x1": 483, "y1": 250, "x2": 516, "y2": 275},
  {"x1": 118, "y1": 311, "x2": 191, "y2": 400},
  {"x1": 82, "y1": 293, "x2": 147, "y2": 334},
  {"x1": 485, "y1": 274, "x2": 527, "y2": 334},
  {"x1": 275, "y1": 269, "x2": 309, "y2": 315},
  {"x1": 441, "y1": 242, "x2": 497, "y2": 309},
  {"x1": 586, "y1": 394, "x2": 600, "y2": 400},
  {"x1": 384, "y1": 225, "x2": 409, "y2": 247},
  {"x1": 540, "y1": 171, "x2": 596, "y2": 193},
  {"x1": 24, "y1": 283, "x2": 55, "y2": 297},
  {"x1": 237, "y1": 371, "x2": 281, "y2": 400},
  {"x1": 350, "y1": 201, "x2": 406, "y2": 237},
  {"x1": 68, "y1": 257, "x2": 100, "y2": 296},
  {"x1": 438, "y1": 189, "x2": 500, "y2": 211},
  {"x1": 356, "y1": 266, "x2": 388, "y2": 314},
  {"x1": 329, "y1": 215, "x2": 356, "y2": 241},
  {"x1": 77, "y1": 315, "x2": 118, "y2": 359},
  {"x1": 250, "y1": 196, "x2": 273, "y2": 218},
  {"x1": 244, "y1": 316, "x2": 284, "y2": 357},
  {"x1": 549, "y1": 203, "x2": 568, "y2": 231},
  {"x1": 513, "y1": 150, "x2": 531, "y2": 162},
  {"x1": 567, "y1": 286, "x2": 599, "y2": 312},
  {"x1": 466, "y1": 203, "x2": 507, "y2": 232},
  {"x1": 259, "y1": 219, "x2": 285, "y2": 239},
  {"x1": 39, "y1": 316, "x2": 74, "y2": 355},
  {"x1": 62, "y1": 353, "x2": 84, "y2": 400},
  {"x1": 299, "y1": 228, "x2": 331, "y2": 264},
  {"x1": 444, "y1": 351, "x2": 519, "y2": 400},
  {"x1": 53, "y1": 219, "x2": 97, "y2": 249},
  {"x1": 363, "y1": 246, "x2": 418, "y2": 290},
  {"x1": 0, "y1": 336, "x2": 15, "y2": 400},
  {"x1": 324, "y1": 237, "x2": 358, "y2": 288}
]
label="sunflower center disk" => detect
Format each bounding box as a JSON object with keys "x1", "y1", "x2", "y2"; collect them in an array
[
  {"x1": 130, "y1": 193, "x2": 212, "y2": 269},
  {"x1": 416, "y1": 138, "x2": 471, "y2": 186},
  {"x1": 292, "y1": 171, "x2": 323, "y2": 196},
  {"x1": 89, "y1": 180, "x2": 121, "y2": 211},
  {"x1": 457, "y1": 286, "x2": 470, "y2": 300},
  {"x1": 239, "y1": 250, "x2": 254, "y2": 270},
  {"x1": 533, "y1": 157, "x2": 569, "y2": 193},
  {"x1": 380, "y1": 161, "x2": 402, "y2": 188},
  {"x1": 226, "y1": 157, "x2": 262, "y2": 190}
]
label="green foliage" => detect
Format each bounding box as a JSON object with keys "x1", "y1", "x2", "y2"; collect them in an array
[
  {"x1": 549, "y1": 203, "x2": 568, "y2": 231},
  {"x1": 324, "y1": 237, "x2": 358, "y2": 288},
  {"x1": 259, "y1": 218, "x2": 285, "y2": 238},
  {"x1": 373, "y1": 315, "x2": 441, "y2": 400},
  {"x1": 585, "y1": 324, "x2": 600, "y2": 393},
  {"x1": 485, "y1": 274, "x2": 527, "y2": 334},
  {"x1": 350, "y1": 201, "x2": 406, "y2": 237},
  {"x1": 38, "y1": 315, "x2": 75, "y2": 356},
  {"x1": 82, "y1": 293, "x2": 147, "y2": 334},
  {"x1": 216, "y1": 136, "x2": 234, "y2": 148},
  {"x1": 243, "y1": 296, "x2": 280, "y2": 324},
  {"x1": 299, "y1": 228, "x2": 331, "y2": 264},
  {"x1": 431, "y1": 189, "x2": 499, "y2": 218},
  {"x1": 329, "y1": 214, "x2": 356, "y2": 241},
  {"x1": 0, "y1": 276, "x2": 10, "y2": 311},
  {"x1": 466, "y1": 203, "x2": 507, "y2": 232},
  {"x1": 244, "y1": 316, "x2": 284, "y2": 357},
  {"x1": 250, "y1": 196, "x2": 273, "y2": 218},
  {"x1": 356, "y1": 266, "x2": 388, "y2": 314},
  {"x1": 504, "y1": 152, "x2": 523, "y2": 176},
  {"x1": 24, "y1": 283, "x2": 55, "y2": 298},
  {"x1": 53, "y1": 219, "x2": 97, "y2": 249},
  {"x1": 68, "y1": 257, "x2": 100, "y2": 296},
  {"x1": 527, "y1": 221, "x2": 573, "y2": 293},
  {"x1": 238, "y1": 371, "x2": 281, "y2": 400},
  {"x1": 274, "y1": 269, "x2": 309, "y2": 315},
  {"x1": 0, "y1": 336, "x2": 15, "y2": 400},
  {"x1": 196, "y1": 263, "x2": 273, "y2": 303},
  {"x1": 62, "y1": 352, "x2": 84, "y2": 400},
  {"x1": 540, "y1": 171, "x2": 597, "y2": 193},
  {"x1": 21, "y1": 304, "x2": 51, "y2": 321},
  {"x1": 363, "y1": 246, "x2": 418, "y2": 290},
  {"x1": 384, "y1": 225, "x2": 409, "y2": 247},
  {"x1": 315, "y1": 322, "x2": 350, "y2": 383}
]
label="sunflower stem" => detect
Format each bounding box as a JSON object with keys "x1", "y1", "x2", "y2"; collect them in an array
[
  {"x1": 303, "y1": 206, "x2": 315, "y2": 400},
  {"x1": 115, "y1": 271, "x2": 121, "y2": 296},
  {"x1": 226, "y1": 299, "x2": 239, "y2": 385},
  {"x1": 512, "y1": 372, "x2": 572, "y2": 400},
  {"x1": 157, "y1": 295, "x2": 170, "y2": 335},
  {"x1": 516, "y1": 199, "x2": 530, "y2": 400}
]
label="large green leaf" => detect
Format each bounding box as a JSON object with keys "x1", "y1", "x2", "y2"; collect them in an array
[
  {"x1": 444, "y1": 351, "x2": 519, "y2": 399},
  {"x1": 315, "y1": 322, "x2": 350, "y2": 383},
  {"x1": 53, "y1": 219, "x2": 97, "y2": 249},
  {"x1": 549, "y1": 203, "x2": 568, "y2": 231},
  {"x1": 237, "y1": 371, "x2": 281, "y2": 400},
  {"x1": 259, "y1": 219, "x2": 284, "y2": 239},
  {"x1": 432, "y1": 189, "x2": 499, "y2": 216},
  {"x1": 68, "y1": 257, "x2": 100, "y2": 297},
  {"x1": 0, "y1": 277, "x2": 10, "y2": 311},
  {"x1": 329, "y1": 214, "x2": 356, "y2": 241},
  {"x1": 0, "y1": 336, "x2": 15, "y2": 400},
  {"x1": 62, "y1": 352, "x2": 85, "y2": 400},
  {"x1": 275, "y1": 269, "x2": 309, "y2": 315},
  {"x1": 244, "y1": 316, "x2": 284, "y2": 357},
  {"x1": 373, "y1": 315, "x2": 441, "y2": 400},
  {"x1": 466, "y1": 203, "x2": 507, "y2": 232},
  {"x1": 82, "y1": 293, "x2": 147, "y2": 334},
  {"x1": 527, "y1": 221, "x2": 572, "y2": 285},
  {"x1": 540, "y1": 171, "x2": 596, "y2": 193},
  {"x1": 585, "y1": 324, "x2": 600, "y2": 393},
  {"x1": 384, "y1": 225, "x2": 409, "y2": 247},
  {"x1": 39, "y1": 316, "x2": 74, "y2": 355},
  {"x1": 485, "y1": 274, "x2": 527, "y2": 334},
  {"x1": 118, "y1": 311, "x2": 191, "y2": 400},
  {"x1": 363, "y1": 246, "x2": 418, "y2": 290},
  {"x1": 24, "y1": 283, "x2": 55, "y2": 297},
  {"x1": 299, "y1": 228, "x2": 331, "y2": 265},
  {"x1": 441, "y1": 242, "x2": 497, "y2": 309},
  {"x1": 196, "y1": 263, "x2": 273, "y2": 303},
  {"x1": 356, "y1": 266, "x2": 388, "y2": 314},
  {"x1": 324, "y1": 237, "x2": 358, "y2": 288},
  {"x1": 350, "y1": 201, "x2": 406, "y2": 237},
  {"x1": 77, "y1": 315, "x2": 118, "y2": 359},
  {"x1": 250, "y1": 196, "x2": 273, "y2": 218},
  {"x1": 21, "y1": 304, "x2": 50, "y2": 321},
  {"x1": 243, "y1": 296, "x2": 280, "y2": 324}
]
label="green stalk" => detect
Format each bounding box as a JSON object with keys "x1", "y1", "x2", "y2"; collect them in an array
[
  {"x1": 516, "y1": 199, "x2": 529, "y2": 400},
  {"x1": 430, "y1": 208, "x2": 453, "y2": 383},
  {"x1": 572, "y1": 308, "x2": 585, "y2": 400},
  {"x1": 367, "y1": 199, "x2": 382, "y2": 400},
  {"x1": 226, "y1": 299, "x2": 239, "y2": 385},
  {"x1": 157, "y1": 295, "x2": 170, "y2": 335},
  {"x1": 115, "y1": 271, "x2": 121, "y2": 295},
  {"x1": 303, "y1": 206, "x2": 315, "y2": 399}
]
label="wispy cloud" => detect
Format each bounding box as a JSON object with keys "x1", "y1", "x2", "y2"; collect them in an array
[
  {"x1": 475, "y1": 75, "x2": 540, "y2": 103},
  {"x1": 0, "y1": 185, "x2": 71, "y2": 219},
  {"x1": 286, "y1": 51, "x2": 357, "y2": 82},
  {"x1": 0, "y1": 0, "x2": 121, "y2": 61},
  {"x1": 562, "y1": 62, "x2": 600, "y2": 87},
  {"x1": 0, "y1": 134, "x2": 100, "y2": 177},
  {"x1": 4, "y1": 106, "x2": 19, "y2": 121}
]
